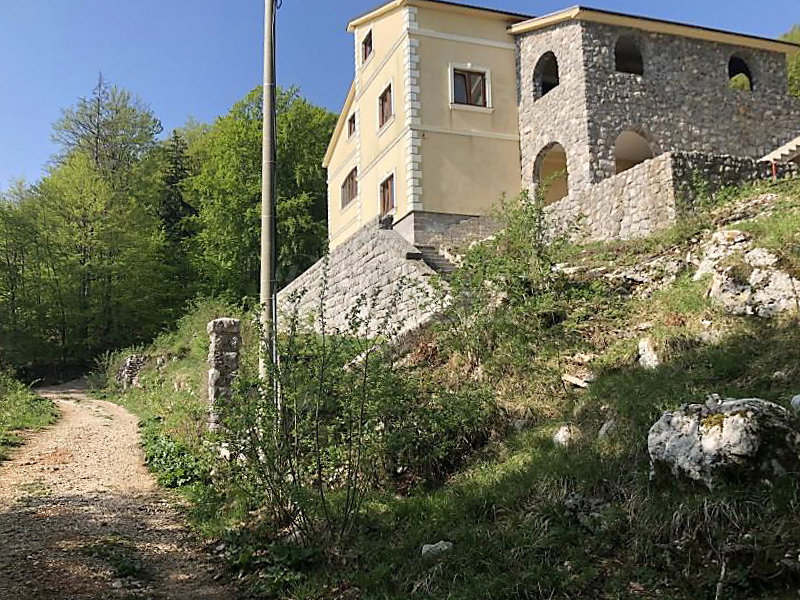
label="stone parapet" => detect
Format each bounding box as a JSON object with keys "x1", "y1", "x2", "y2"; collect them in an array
[
  {"x1": 207, "y1": 318, "x2": 241, "y2": 431},
  {"x1": 545, "y1": 152, "x2": 799, "y2": 242}
]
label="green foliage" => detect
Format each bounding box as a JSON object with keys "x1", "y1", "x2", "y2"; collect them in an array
[
  {"x1": 185, "y1": 86, "x2": 336, "y2": 297},
  {"x1": 0, "y1": 372, "x2": 58, "y2": 459},
  {"x1": 139, "y1": 416, "x2": 208, "y2": 488},
  {"x1": 729, "y1": 72, "x2": 752, "y2": 91},
  {"x1": 783, "y1": 25, "x2": 800, "y2": 99},
  {"x1": 218, "y1": 282, "x2": 498, "y2": 554}
]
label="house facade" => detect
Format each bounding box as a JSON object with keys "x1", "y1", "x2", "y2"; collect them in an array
[
  {"x1": 278, "y1": 1, "x2": 800, "y2": 336},
  {"x1": 323, "y1": 0, "x2": 800, "y2": 250}
]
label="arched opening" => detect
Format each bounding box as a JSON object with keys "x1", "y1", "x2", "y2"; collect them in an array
[
  {"x1": 728, "y1": 56, "x2": 753, "y2": 91},
  {"x1": 534, "y1": 143, "x2": 569, "y2": 205},
  {"x1": 615, "y1": 131, "x2": 654, "y2": 174},
  {"x1": 534, "y1": 52, "x2": 560, "y2": 99},
  {"x1": 615, "y1": 36, "x2": 644, "y2": 75}
]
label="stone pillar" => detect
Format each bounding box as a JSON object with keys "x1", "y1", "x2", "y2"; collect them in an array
[{"x1": 207, "y1": 318, "x2": 241, "y2": 431}]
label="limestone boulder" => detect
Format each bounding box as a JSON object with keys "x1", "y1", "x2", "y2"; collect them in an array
[
  {"x1": 694, "y1": 230, "x2": 800, "y2": 318},
  {"x1": 648, "y1": 397, "x2": 800, "y2": 489}
]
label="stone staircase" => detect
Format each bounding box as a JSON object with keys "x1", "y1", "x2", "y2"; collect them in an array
[
  {"x1": 761, "y1": 134, "x2": 800, "y2": 164},
  {"x1": 414, "y1": 245, "x2": 457, "y2": 275}
]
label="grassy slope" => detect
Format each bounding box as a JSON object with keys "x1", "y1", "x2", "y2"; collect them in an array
[
  {"x1": 106, "y1": 180, "x2": 800, "y2": 599},
  {"x1": 0, "y1": 373, "x2": 58, "y2": 459}
]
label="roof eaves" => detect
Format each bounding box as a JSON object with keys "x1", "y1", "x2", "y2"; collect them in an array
[
  {"x1": 323, "y1": 82, "x2": 356, "y2": 169},
  {"x1": 348, "y1": 0, "x2": 532, "y2": 32},
  {"x1": 510, "y1": 5, "x2": 800, "y2": 54}
]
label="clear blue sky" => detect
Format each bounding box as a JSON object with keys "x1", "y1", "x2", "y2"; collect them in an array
[{"x1": 0, "y1": 0, "x2": 797, "y2": 187}]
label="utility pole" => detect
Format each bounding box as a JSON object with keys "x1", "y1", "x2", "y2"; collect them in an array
[{"x1": 259, "y1": 0, "x2": 278, "y2": 379}]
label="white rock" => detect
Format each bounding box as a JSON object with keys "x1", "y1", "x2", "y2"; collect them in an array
[
  {"x1": 553, "y1": 425, "x2": 583, "y2": 447},
  {"x1": 638, "y1": 338, "x2": 660, "y2": 370},
  {"x1": 421, "y1": 540, "x2": 453, "y2": 559},
  {"x1": 791, "y1": 395, "x2": 800, "y2": 413},
  {"x1": 648, "y1": 398, "x2": 800, "y2": 489}
]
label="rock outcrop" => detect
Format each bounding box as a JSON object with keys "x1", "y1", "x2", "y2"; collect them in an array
[
  {"x1": 648, "y1": 397, "x2": 800, "y2": 489},
  {"x1": 694, "y1": 230, "x2": 800, "y2": 318},
  {"x1": 117, "y1": 355, "x2": 148, "y2": 390}
]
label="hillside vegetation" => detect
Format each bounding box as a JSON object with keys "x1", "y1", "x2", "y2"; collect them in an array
[
  {"x1": 102, "y1": 177, "x2": 800, "y2": 600},
  {"x1": 0, "y1": 372, "x2": 58, "y2": 460}
]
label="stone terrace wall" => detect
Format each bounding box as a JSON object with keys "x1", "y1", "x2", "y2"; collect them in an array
[
  {"x1": 545, "y1": 153, "x2": 675, "y2": 241},
  {"x1": 277, "y1": 219, "x2": 438, "y2": 337},
  {"x1": 546, "y1": 152, "x2": 799, "y2": 242}
]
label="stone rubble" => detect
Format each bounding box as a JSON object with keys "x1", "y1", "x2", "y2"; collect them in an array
[{"x1": 116, "y1": 355, "x2": 148, "y2": 391}]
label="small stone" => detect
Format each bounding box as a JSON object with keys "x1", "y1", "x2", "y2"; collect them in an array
[
  {"x1": 421, "y1": 540, "x2": 453, "y2": 559},
  {"x1": 111, "y1": 579, "x2": 124, "y2": 589},
  {"x1": 638, "y1": 338, "x2": 660, "y2": 370},
  {"x1": 598, "y1": 419, "x2": 617, "y2": 439},
  {"x1": 553, "y1": 425, "x2": 583, "y2": 447},
  {"x1": 791, "y1": 395, "x2": 800, "y2": 413}
]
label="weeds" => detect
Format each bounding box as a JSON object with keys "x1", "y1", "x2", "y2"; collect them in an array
[{"x1": 0, "y1": 372, "x2": 58, "y2": 459}]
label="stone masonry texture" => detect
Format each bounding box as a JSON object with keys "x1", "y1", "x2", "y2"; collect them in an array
[
  {"x1": 545, "y1": 151, "x2": 799, "y2": 242},
  {"x1": 207, "y1": 318, "x2": 241, "y2": 431},
  {"x1": 517, "y1": 21, "x2": 800, "y2": 193},
  {"x1": 277, "y1": 219, "x2": 439, "y2": 338}
]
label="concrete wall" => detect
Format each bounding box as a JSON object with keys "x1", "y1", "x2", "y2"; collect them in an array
[
  {"x1": 545, "y1": 152, "x2": 800, "y2": 242},
  {"x1": 277, "y1": 218, "x2": 438, "y2": 337}
]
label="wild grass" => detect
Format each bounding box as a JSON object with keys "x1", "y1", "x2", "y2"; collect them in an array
[
  {"x1": 0, "y1": 372, "x2": 58, "y2": 459},
  {"x1": 102, "y1": 183, "x2": 800, "y2": 599}
]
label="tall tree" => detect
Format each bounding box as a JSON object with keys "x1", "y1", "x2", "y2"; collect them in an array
[
  {"x1": 185, "y1": 86, "x2": 336, "y2": 298},
  {"x1": 52, "y1": 74, "x2": 163, "y2": 177}
]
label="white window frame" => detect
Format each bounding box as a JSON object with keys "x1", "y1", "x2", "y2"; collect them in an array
[
  {"x1": 448, "y1": 62, "x2": 494, "y2": 113},
  {"x1": 377, "y1": 80, "x2": 395, "y2": 136},
  {"x1": 378, "y1": 169, "x2": 397, "y2": 217},
  {"x1": 361, "y1": 30, "x2": 375, "y2": 68},
  {"x1": 347, "y1": 112, "x2": 357, "y2": 140}
]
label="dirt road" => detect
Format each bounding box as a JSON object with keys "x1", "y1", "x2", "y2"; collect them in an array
[{"x1": 0, "y1": 380, "x2": 238, "y2": 600}]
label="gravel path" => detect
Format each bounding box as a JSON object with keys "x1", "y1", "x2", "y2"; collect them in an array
[{"x1": 0, "y1": 380, "x2": 239, "y2": 600}]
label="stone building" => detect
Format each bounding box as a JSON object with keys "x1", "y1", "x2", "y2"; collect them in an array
[{"x1": 278, "y1": 0, "x2": 800, "y2": 332}]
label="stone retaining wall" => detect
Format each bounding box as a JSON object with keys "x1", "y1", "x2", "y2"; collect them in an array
[
  {"x1": 546, "y1": 152, "x2": 799, "y2": 242},
  {"x1": 277, "y1": 219, "x2": 439, "y2": 337}
]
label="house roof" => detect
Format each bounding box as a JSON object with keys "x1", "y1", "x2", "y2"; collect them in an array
[
  {"x1": 509, "y1": 6, "x2": 800, "y2": 54},
  {"x1": 347, "y1": 0, "x2": 532, "y2": 32}
]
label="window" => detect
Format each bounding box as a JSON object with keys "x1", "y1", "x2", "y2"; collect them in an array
[
  {"x1": 615, "y1": 36, "x2": 644, "y2": 75},
  {"x1": 614, "y1": 130, "x2": 654, "y2": 174},
  {"x1": 341, "y1": 168, "x2": 358, "y2": 209},
  {"x1": 380, "y1": 174, "x2": 395, "y2": 215},
  {"x1": 362, "y1": 31, "x2": 373, "y2": 63},
  {"x1": 453, "y1": 69, "x2": 487, "y2": 107},
  {"x1": 348, "y1": 114, "x2": 357, "y2": 138},
  {"x1": 728, "y1": 56, "x2": 753, "y2": 91},
  {"x1": 378, "y1": 85, "x2": 393, "y2": 128},
  {"x1": 533, "y1": 52, "x2": 560, "y2": 99}
]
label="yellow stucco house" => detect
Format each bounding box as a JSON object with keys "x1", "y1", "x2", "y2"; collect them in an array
[
  {"x1": 281, "y1": 0, "x2": 799, "y2": 334},
  {"x1": 323, "y1": 0, "x2": 529, "y2": 251},
  {"x1": 323, "y1": 0, "x2": 800, "y2": 252}
]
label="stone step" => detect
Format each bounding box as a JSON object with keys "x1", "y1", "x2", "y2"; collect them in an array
[{"x1": 416, "y1": 245, "x2": 457, "y2": 275}]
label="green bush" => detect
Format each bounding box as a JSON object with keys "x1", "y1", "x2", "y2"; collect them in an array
[
  {"x1": 0, "y1": 372, "x2": 58, "y2": 458},
  {"x1": 139, "y1": 416, "x2": 209, "y2": 487}
]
